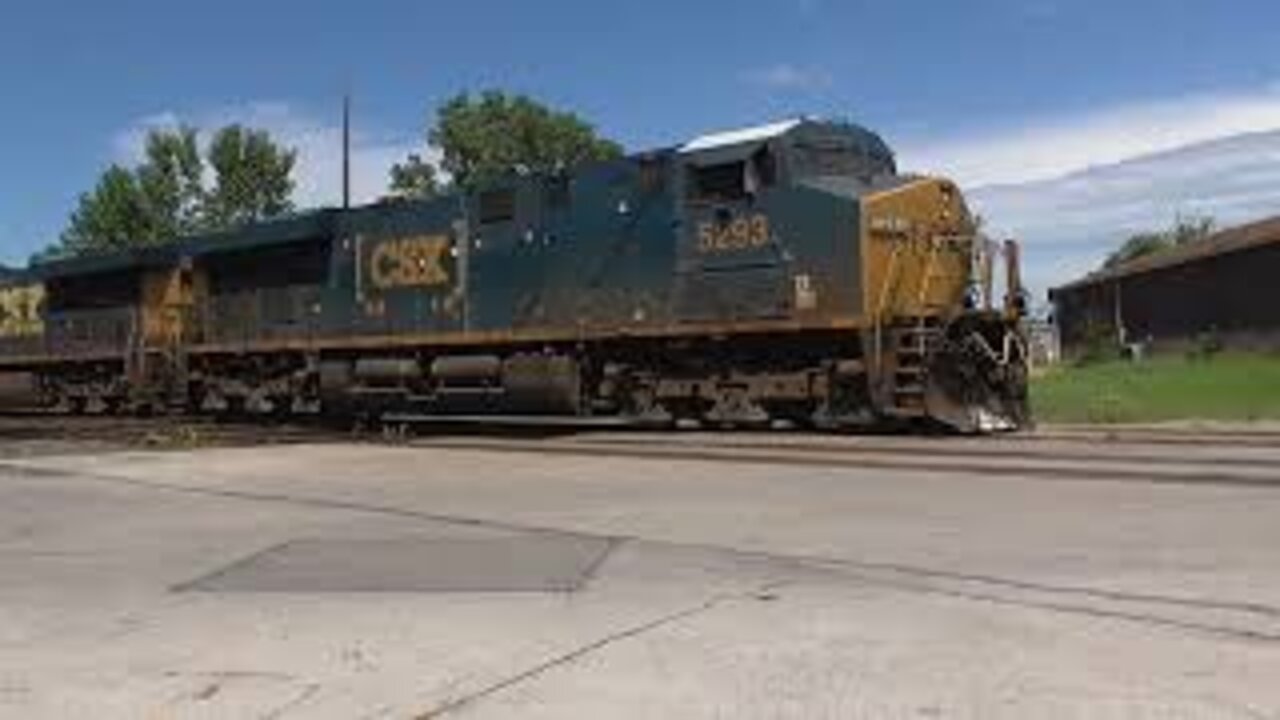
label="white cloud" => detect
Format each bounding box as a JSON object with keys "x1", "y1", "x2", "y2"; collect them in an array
[
  {"x1": 900, "y1": 85, "x2": 1280, "y2": 187},
  {"x1": 968, "y1": 130, "x2": 1280, "y2": 296},
  {"x1": 113, "y1": 102, "x2": 432, "y2": 209},
  {"x1": 890, "y1": 84, "x2": 1280, "y2": 297},
  {"x1": 744, "y1": 63, "x2": 832, "y2": 91}
]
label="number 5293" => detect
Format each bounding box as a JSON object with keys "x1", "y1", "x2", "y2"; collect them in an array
[{"x1": 697, "y1": 214, "x2": 770, "y2": 253}]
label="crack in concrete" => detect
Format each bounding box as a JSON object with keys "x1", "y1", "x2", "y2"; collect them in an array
[
  {"x1": 830, "y1": 567, "x2": 1280, "y2": 645},
  {"x1": 657, "y1": 539, "x2": 1280, "y2": 619},
  {"x1": 261, "y1": 681, "x2": 322, "y2": 720},
  {"x1": 0, "y1": 461, "x2": 612, "y2": 544},
  {"x1": 413, "y1": 581, "x2": 787, "y2": 719},
  {"x1": 3, "y1": 459, "x2": 1278, "y2": 646}
]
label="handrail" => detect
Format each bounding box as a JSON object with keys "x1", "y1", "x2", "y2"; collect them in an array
[
  {"x1": 916, "y1": 236, "x2": 940, "y2": 310},
  {"x1": 873, "y1": 239, "x2": 904, "y2": 378},
  {"x1": 875, "y1": 240, "x2": 903, "y2": 320}
]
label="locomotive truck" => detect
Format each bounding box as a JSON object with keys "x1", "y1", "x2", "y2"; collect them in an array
[{"x1": 0, "y1": 118, "x2": 1029, "y2": 431}]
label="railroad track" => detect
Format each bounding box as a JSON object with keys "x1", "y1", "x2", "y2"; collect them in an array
[
  {"x1": 404, "y1": 433, "x2": 1280, "y2": 488},
  {"x1": 2, "y1": 407, "x2": 1277, "y2": 444},
  {"x1": 557, "y1": 433, "x2": 1280, "y2": 469},
  {"x1": 0, "y1": 412, "x2": 349, "y2": 450},
  {"x1": 0, "y1": 412, "x2": 1275, "y2": 487}
]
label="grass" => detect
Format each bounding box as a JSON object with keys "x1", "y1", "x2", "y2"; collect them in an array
[{"x1": 1031, "y1": 352, "x2": 1280, "y2": 425}]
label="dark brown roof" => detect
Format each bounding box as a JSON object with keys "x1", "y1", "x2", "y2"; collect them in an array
[{"x1": 1052, "y1": 215, "x2": 1280, "y2": 294}]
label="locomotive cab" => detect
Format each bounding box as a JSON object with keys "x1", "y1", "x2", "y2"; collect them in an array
[
  {"x1": 675, "y1": 122, "x2": 794, "y2": 322},
  {"x1": 672, "y1": 118, "x2": 1028, "y2": 430},
  {"x1": 673, "y1": 119, "x2": 909, "y2": 324}
]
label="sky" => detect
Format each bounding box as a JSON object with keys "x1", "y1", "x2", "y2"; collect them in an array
[{"x1": 2, "y1": 0, "x2": 1280, "y2": 296}]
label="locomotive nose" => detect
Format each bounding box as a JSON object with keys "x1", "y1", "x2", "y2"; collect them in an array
[{"x1": 861, "y1": 178, "x2": 977, "y2": 320}]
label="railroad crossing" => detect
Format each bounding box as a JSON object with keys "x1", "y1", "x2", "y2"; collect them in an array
[{"x1": 1, "y1": 421, "x2": 1278, "y2": 718}]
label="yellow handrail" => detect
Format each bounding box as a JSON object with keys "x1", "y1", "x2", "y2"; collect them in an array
[
  {"x1": 873, "y1": 240, "x2": 904, "y2": 378},
  {"x1": 876, "y1": 240, "x2": 903, "y2": 320},
  {"x1": 916, "y1": 236, "x2": 940, "y2": 310}
]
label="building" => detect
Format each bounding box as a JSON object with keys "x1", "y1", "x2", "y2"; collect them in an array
[{"x1": 1049, "y1": 216, "x2": 1280, "y2": 358}]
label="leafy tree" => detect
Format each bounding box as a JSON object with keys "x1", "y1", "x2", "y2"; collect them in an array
[
  {"x1": 387, "y1": 153, "x2": 440, "y2": 199},
  {"x1": 203, "y1": 125, "x2": 297, "y2": 227},
  {"x1": 1169, "y1": 213, "x2": 1214, "y2": 246},
  {"x1": 27, "y1": 246, "x2": 68, "y2": 266},
  {"x1": 1103, "y1": 232, "x2": 1172, "y2": 269},
  {"x1": 390, "y1": 90, "x2": 623, "y2": 196},
  {"x1": 59, "y1": 166, "x2": 153, "y2": 256},
  {"x1": 1102, "y1": 214, "x2": 1216, "y2": 269},
  {"x1": 136, "y1": 126, "x2": 204, "y2": 239},
  {"x1": 46, "y1": 124, "x2": 297, "y2": 261},
  {"x1": 60, "y1": 129, "x2": 203, "y2": 257}
]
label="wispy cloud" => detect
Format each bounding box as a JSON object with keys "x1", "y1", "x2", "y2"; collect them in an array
[
  {"x1": 970, "y1": 130, "x2": 1280, "y2": 295},
  {"x1": 893, "y1": 83, "x2": 1280, "y2": 296},
  {"x1": 114, "y1": 102, "x2": 433, "y2": 209},
  {"x1": 743, "y1": 63, "x2": 832, "y2": 91},
  {"x1": 900, "y1": 84, "x2": 1280, "y2": 187}
]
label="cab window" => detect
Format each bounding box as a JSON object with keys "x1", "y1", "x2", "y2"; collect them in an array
[
  {"x1": 688, "y1": 147, "x2": 776, "y2": 203},
  {"x1": 690, "y1": 161, "x2": 747, "y2": 203}
]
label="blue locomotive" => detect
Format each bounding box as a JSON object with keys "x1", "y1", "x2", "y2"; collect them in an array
[{"x1": 0, "y1": 118, "x2": 1029, "y2": 431}]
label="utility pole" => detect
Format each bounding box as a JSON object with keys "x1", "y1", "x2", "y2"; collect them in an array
[{"x1": 342, "y1": 93, "x2": 352, "y2": 210}]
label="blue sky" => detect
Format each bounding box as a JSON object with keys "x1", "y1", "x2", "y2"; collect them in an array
[{"x1": 3, "y1": 0, "x2": 1280, "y2": 293}]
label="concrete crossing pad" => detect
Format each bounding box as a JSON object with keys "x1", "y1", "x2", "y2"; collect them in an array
[{"x1": 184, "y1": 534, "x2": 614, "y2": 594}]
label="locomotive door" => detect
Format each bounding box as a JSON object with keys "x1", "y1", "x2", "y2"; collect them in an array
[
  {"x1": 468, "y1": 183, "x2": 553, "y2": 332},
  {"x1": 136, "y1": 264, "x2": 196, "y2": 403},
  {"x1": 674, "y1": 147, "x2": 789, "y2": 322}
]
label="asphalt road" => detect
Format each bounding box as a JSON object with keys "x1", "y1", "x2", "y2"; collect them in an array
[{"x1": 1, "y1": 431, "x2": 1278, "y2": 718}]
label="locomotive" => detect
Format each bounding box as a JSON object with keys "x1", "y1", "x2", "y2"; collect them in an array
[{"x1": 0, "y1": 118, "x2": 1029, "y2": 431}]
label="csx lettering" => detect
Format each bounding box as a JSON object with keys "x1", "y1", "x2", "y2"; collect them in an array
[
  {"x1": 697, "y1": 214, "x2": 770, "y2": 254},
  {"x1": 369, "y1": 236, "x2": 451, "y2": 289}
]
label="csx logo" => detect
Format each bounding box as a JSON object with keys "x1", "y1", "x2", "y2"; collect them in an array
[{"x1": 368, "y1": 235, "x2": 451, "y2": 290}]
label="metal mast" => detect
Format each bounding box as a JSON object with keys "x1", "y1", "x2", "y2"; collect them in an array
[{"x1": 342, "y1": 93, "x2": 352, "y2": 210}]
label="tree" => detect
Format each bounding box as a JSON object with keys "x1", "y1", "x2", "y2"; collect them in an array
[
  {"x1": 60, "y1": 128, "x2": 203, "y2": 257},
  {"x1": 59, "y1": 166, "x2": 153, "y2": 256},
  {"x1": 203, "y1": 125, "x2": 297, "y2": 228},
  {"x1": 387, "y1": 153, "x2": 440, "y2": 199},
  {"x1": 46, "y1": 124, "x2": 297, "y2": 261},
  {"x1": 390, "y1": 90, "x2": 623, "y2": 196},
  {"x1": 1103, "y1": 231, "x2": 1172, "y2": 269},
  {"x1": 1102, "y1": 214, "x2": 1216, "y2": 269},
  {"x1": 1169, "y1": 213, "x2": 1214, "y2": 247},
  {"x1": 136, "y1": 126, "x2": 205, "y2": 239}
]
